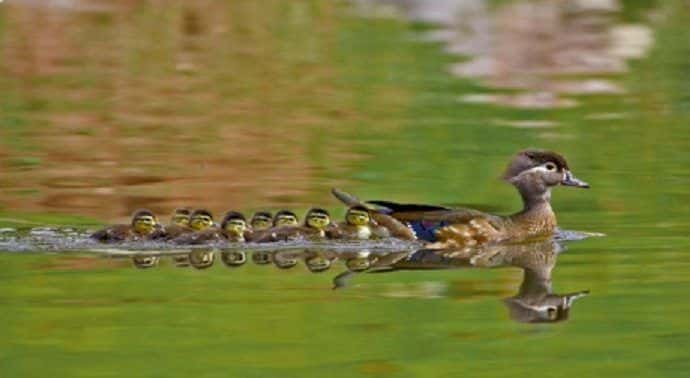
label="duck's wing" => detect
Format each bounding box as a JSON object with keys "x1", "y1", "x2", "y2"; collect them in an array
[{"x1": 373, "y1": 208, "x2": 505, "y2": 245}]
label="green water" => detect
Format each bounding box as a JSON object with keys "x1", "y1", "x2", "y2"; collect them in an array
[{"x1": 1, "y1": 0, "x2": 690, "y2": 377}]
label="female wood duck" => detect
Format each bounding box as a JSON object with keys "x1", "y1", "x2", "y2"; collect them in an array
[
  {"x1": 332, "y1": 149, "x2": 589, "y2": 248},
  {"x1": 173, "y1": 211, "x2": 247, "y2": 244},
  {"x1": 249, "y1": 208, "x2": 332, "y2": 243},
  {"x1": 90, "y1": 209, "x2": 160, "y2": 243}
]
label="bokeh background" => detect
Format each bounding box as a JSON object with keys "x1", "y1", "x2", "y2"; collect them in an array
[{"x1": 1, "y1": 0, "x2": 689, "y2": 377}]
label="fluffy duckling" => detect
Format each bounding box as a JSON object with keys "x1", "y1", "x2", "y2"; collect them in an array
[
  {"x1": 91, "y1": 209, "x2": 160, "y2": 243},
  {"x1": 250, "y1": 211, "x2": 273, "y2": 231},
  {"x1": 326, "y1": 206, "x2": 375, "y2": 240},
  {"x1": 273, "y1": 210, "x2": 299, "y2": 227},
  {"x1": 249, "y1": 208, "x2": 331, "y2": 243},
  {"x1": 173, "y1": 211, "x2": 247, "y2": 244},
  {"x1": 153, "y1": 207, "x2": 194, "y2": 241}
]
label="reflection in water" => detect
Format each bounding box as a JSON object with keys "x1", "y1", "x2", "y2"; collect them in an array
[
  {"x1": 125, "y1": 239, "x2": 589, "y2": 323},
  {"x1": 359, "y1": 0, "x2": 652, "y2": 109},
  {"x1": 132, "y1": 255, "x2": 159, "y2": 269},
  {"x1": 220, "y1": 250, "x2": 247, "y2": 268},
  {"x1": 188, "y1": 249, "x2": 215, "y2": 269}
]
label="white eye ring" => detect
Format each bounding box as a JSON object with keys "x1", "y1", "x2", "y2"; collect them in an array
[{"x1": 545, "y1": 163, "x2": 557, "y2": 171}]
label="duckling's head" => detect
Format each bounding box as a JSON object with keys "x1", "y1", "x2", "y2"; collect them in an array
[
  {"x1": 504, "y1": 150, "x2": 588, "y2": 205},
  {"x1": 131, "y1": 209, "x2": 159, "y2": 235},
  {"x1": 189, "y1": 209, "x2": 214, "y2": 231},
  {"x1": 170, "y1": 207, "x2": 191, "y2": 226},
  {"x1": 305, "y1": 208, "x2": 331, "y2": 230},
  {"x1": 250, "y1": 211, "x2": 273, "y2": 230},
  {"x1": 221, "y1": 211, "x2": 247, "y2": 238},
  {"x1": 273, "y1": 210, "x2": 299, "y2": 227},
  {"x1": 346, "y1": 206, "x2": 370, "y2": 226}
]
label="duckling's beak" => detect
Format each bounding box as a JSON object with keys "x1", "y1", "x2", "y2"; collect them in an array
[{"x1": 561, "y1": 170, "x2": 590, "y2": 188}]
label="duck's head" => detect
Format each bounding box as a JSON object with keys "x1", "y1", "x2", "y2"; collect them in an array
[
  {"x1": 305, "y1": 208, "x2": 331, "y2": 230},
  {"x1": 346, "y1": 206, "x2": 370, "y2": 226},
  {"x1": 170, "y1": 207, "x2": 191, "y2": 226},
  {"x1": 189, "y1": 209, "x2": 214, "y2": 231},
  {"x1": 221, "y1": 211, "x2": 247, "y2": 238},
  {"x1": 250, "y1": 211, "x2": 273, "y2": 230},
  {"x1": 273, "y1": 210, "x2": 299, "y2": 227},
  {"x1": 131, "y1": 209, "x2": 159, "y2": 235},
  {"x1": 504, "y1": 150, "x2": 589, "y2": 205}
]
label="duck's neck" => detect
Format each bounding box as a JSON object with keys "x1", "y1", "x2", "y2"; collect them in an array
[{"x1": 510, "y1": 183, "x2": 556, "y2": 231}]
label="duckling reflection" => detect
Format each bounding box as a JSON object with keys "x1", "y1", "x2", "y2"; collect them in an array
[
  {"x1": 273, "y1": 250, "x2": 302, "y2": 269},
  {"x1": 132, "y1": 255, "x2": 160, "y2": 268},
  {"x1": 220, "y1": 250, "x2": 247, "y2": 267},
  {"x1": 304, "y1": 250, "x2": 338, "y2": 273},
  {"x1": 329, "y1": 240, "x2": 588, "y2": 323},
  {"x1": 251, "y1": 250, "x2": 273, "y2": 265},
  {"x1": 188, "y1": 249, "x2": 215, "y2": 269},
  {"x1": 171, "y1": 251, "x2": 191, "y2": 267}
]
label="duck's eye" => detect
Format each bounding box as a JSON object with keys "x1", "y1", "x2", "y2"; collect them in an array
[{"x1": 545, "y1": 163, "x2": 557, "y2": 171}]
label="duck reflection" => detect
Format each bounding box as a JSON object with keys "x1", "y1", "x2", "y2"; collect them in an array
[
  {"x1": 220, "y1": 250, "x2": 247, "y2": 267},
  {"x1": 331, "y1": 240, "x2": 589, "y2": 324},
  {"x1": 188, "y1": 249, "x2": 215, "y2": 269},
  {"x1": 273, "y1": 250, "x2": 300, "y2": 269},
  {"x1": 132, "y1": 255, "x2": 159, "y2": 269}
]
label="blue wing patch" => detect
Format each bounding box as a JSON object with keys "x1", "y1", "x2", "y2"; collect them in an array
[{"x1": 408, "y1": 220, "x2": 449, "y2": 242}]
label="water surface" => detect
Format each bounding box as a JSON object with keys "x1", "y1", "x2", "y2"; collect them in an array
[{"x1": 1, "y1": 0, "x2": 689, "y2": 377}]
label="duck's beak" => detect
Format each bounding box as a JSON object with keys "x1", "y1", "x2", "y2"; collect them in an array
[{"x1": 562, "y1": 170, "x2": 590, "y2": 188}]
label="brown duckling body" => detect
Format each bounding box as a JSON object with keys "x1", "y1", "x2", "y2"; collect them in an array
[
  {"x1": 173, "y1": 211, "x2": 247, "y2": 244},
  {"x1": 152, "y1": 207, "x2": 193, "y2": 241},
  {"x1": 90, "y1": 209, "x2": 160, "y2": 243},
  {"x1": 171, "y1": 209, "x2": 217, "y2": 244},
  {"x1": 332, "y1": 149, "x2": 589, "y2": 248},
  {"x1": 249, "y1": 208, "x2": 331, "y2": 243}
]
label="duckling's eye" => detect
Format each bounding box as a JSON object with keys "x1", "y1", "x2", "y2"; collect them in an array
[{"x1": 545, "y1": 163, "x2": 557, "y2": 171}]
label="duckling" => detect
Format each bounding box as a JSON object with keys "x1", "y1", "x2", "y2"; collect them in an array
[
  {"x1": 250, "y1": 211, "x2": 273, "y2": 231},
  {"x1": 326, "y1": 206, "x2": 374, "y2": 240},
  {"x1": 332, "y1": 149, "x2": 589, "y2": 248},
  {"x1": 153, "y1": 207, "x2": 194, "y2": 241},
  {"x1": 173, "y1": 211, "x2": 247, "y2": 244},
  {"x1": 90, "y1": 209, "x2": 160, "y2": 243},
  {"x1": 188, "y1": 209, "x2": 215, "y2": 231},
  {"x1": 249, "y1": 208, "x2": 331, "y2": 243},
  {"x1": 273, "y1": 210, "x2": 299, "y2": 227}
]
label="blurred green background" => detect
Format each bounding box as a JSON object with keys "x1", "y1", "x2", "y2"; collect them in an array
[{"x1": 1, "y1": 0, "x2": 689, "y2": 377}]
